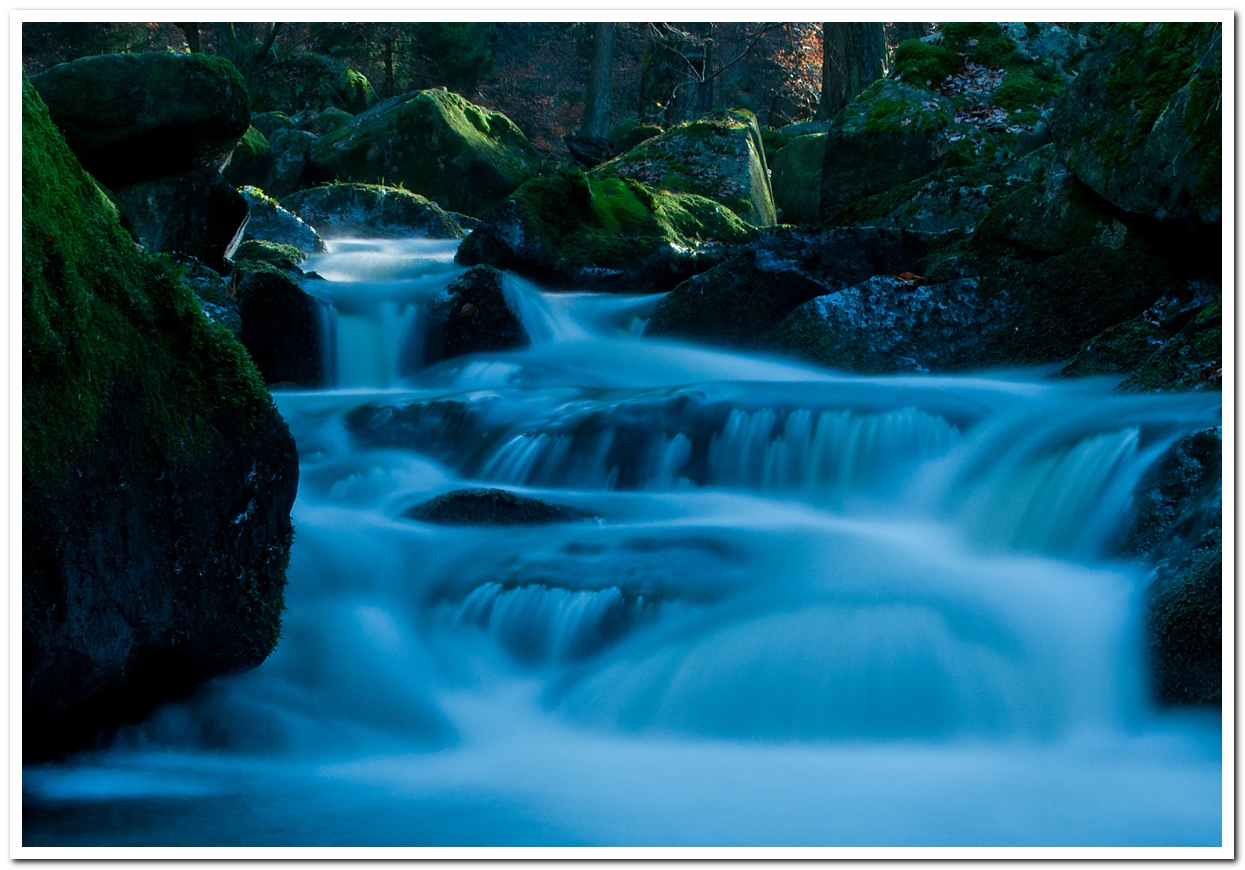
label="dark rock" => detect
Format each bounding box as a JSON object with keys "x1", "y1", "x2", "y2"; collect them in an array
[
  {"x1": 1120, "y1": 294, "x2": 1222, "y2": 393},
  {"x1": 771, "y1": 133, "x2": 825, "y2": 224},
  {"x1": 233, "y1": 239, "x2": 307, "y2": 273},
  {"x1": 235, "y1": 262, "x2": 325, "y2": 386},
  {"x1": 1048, "y1": 23, "x2": 1221, "y2": 228},
  {"x1": 23, "y1": 78, "x2": 296, "y2": 760},
  {"x1": 456, "y1": 168, "x2": 749, "y2": 293},
  {"x1": 111, "y1": 168, "x2": 249, "y2": 274},
  {"x1": 424, "y1": 265, "x2": 529, "y2": 364},
  {"x1": 646, "y1": 227, "x2": 929, "y2": 345},
  {"x1": 31, "y1": 52, "x2": 250, "y2": 188},
  {"x1": 250, "y1": 111, "x2": 293, "y2": 140},
  {"x1": 449, "y1": 212, "x2": 481, "y2": 231},
  {"x1": 306, "y1": 88, "x2": 543, "y2": 217},
  {"x1": 222, "y1": 125, "x2": 273, "y2": 189},
  {"x1": 250, "y1": 55, "x2": 375, "y2": 116},
  {"x1": 564, "y1": 133, "x2": 611, "y2": 167},
  {"x1": 264, "y1": 127, "x2": 318, "y2": 199},
  {"x1": 607, "y1": 118, "x2": 662, "y2": 155},
  {"x1": 317, "y1": 106, "x2": 354, "y2": 136},
  {"x1": 171, "y1": 253, "x2": 242, "y2": 336},
  {"x1": 239, "y1": 186, "x2": 326, "y2": 254},
  {"x1": 281, "y1": 183, "x2": 464, "y2": 240},
  {"x1": 404, "y1": 488, "x2": 592, "y2": 525}
]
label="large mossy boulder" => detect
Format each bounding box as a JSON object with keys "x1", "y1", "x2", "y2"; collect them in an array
[
  {"x1": 239, "y1": 186, "x2": 326, "y2": 254},
  {"x1": 771, "y1": 133, "x2": 825, "y2": 224},
  {"x1": 598, "y1": 109, "x2": 777, "y2": 227},
  {"x1": 1049, "y1": 23, "x2": 1221, "y2": 228},
  {"x1": 456, "y1": 169, "x2": 751, "y2": 292},
  {"x1": 307, "y1": 88, "x2": 543, "y2": 217},
  {"x1": 111, "y1": 168, "x2": 249, "y2": 274},
  {"x1": 30, "y1": 52, "x2": 250, "y2": 188},
  {"x1": 23, "y1": 79, "x2": 296, "y2": 760},
  {"x1": 234, "y1": 262, "x2": 326, "y2": 387},
  {"x1": 646, "y1": 228, "x2": 929, "y2": 345},
  {"x1": 222, "y1": 125, "x2": 273, "y2": 189},
  {"x1": 424, "y1": 266, "x2": 530, "y2": 364},
  {"x1": 281, "y1": 183, "x2": 464, "y2": 240}
]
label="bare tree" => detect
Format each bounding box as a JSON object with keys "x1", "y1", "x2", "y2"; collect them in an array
[{"x1": 815, "y1": 22, "x2": 885, "y2": 122}]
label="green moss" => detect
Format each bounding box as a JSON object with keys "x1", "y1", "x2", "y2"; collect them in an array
[
  {"x1": 1182, "y1": 45, "x2": 1222, "y2": 203},
  {"x1": 995, "y1": 67, "x2": 1063, "y2": 109},
  {"x1": 23, "y1": 76, "x2": 272, "y2": 486},
  {"x1": 237, "y1": 125, "x2": 269, "y2": 157},
  {"x1": 234, "y1": 239, "x2": 307, "y2": 270},
  {"x1": 761, "y1": 128, "x2": 796, "y2": 164},
  {"x1": 834, "y1": 80, "x2": 952, "y2": 136},
  {"x1": 1105, "y1": 23, "x2": 1219, "y2": 134},
  {"x1": 184, "y1": 52, "x2": 247, "y2": 92},
  {"x1": 894, "y1": 38, "x2": 963, "y2": 84},
  {"x1": 940, "y1": 22, "x2": 1020, "y2": 68}
]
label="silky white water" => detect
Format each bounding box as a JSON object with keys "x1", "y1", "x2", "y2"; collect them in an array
[{"x1": 24, "y1": 238, "x2": 1222, "y2": 847}]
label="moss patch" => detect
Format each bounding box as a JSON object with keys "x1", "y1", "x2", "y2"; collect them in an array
[
  {"x1": 234, "y1": 239, "x2": 307, "y2": 271},
  {"x1": 894, "y1": 39, "x2": 963, "y2": 85}
]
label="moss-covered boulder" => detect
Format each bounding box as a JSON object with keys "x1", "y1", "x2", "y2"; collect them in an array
[
  {"x1": 111, "y1": 168, "x2": 249, "y2": 273},
  {"x1": 223, "y1": 124, "x2": 273, "y2": 189},
  {"x1": 1049, "y1": 23, "x2": 1221, "y2": 227},
  {"x1": 23, "y1": 79, "x2": 296, "y2": 759},
  {"x1": 404, "y1": 488, "x2": 591, "y2": 525},
  {"x1": 250, "y1": 53, "x2": 376, "y2": 115},
  {"x1": 251, "y1": 111, "x2": 293, "y2": 139},
  {"x1": 169, "y1": 253, "x2": 242, "y2": 336},
  {"x1": 424, "y1": 265, "x2": 530, "y2": 364},
  {"x1": 31, "y1": 52, "x2": 250, "y2": 188},
  {"x1": 456, "y1": 169, "x2": 750, "y2": 292},
  {"x1": 233, "y1": 239, "x2": 308, "y2": 273},
  {"x1": 307, "y1": 88, "x2": 543, "y2": 217},
  {"x1": 264, "y1": 127, "x2": 318, "y2": 199},
  {"x1": 598, "y1": 109, "x2": 776, "y2": 227},
  {"x1": 608, "y1": 117, "x2": 662, "y2": 155},
  {"x1": 280, "y1": 183, "x2": 464, "y2": 240},
  {"x1": 771, "y1": 133, "x2": 825, "y2": 224},
  {"x1": 646, "y1": 228, "x2": 929, "y2": 346},
  {"x1": 239, "y1": 186, "x2": 326, "y2": 254},
  {"x1": 318, "y1": 106, "x2": 354, "y2": 135},
  {"x1": 234, "y1": 262, "x2": 326, "y2": 386}
]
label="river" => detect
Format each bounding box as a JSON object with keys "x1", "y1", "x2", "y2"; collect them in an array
[{"x1": 23, "y1": 237, "x2": 1222, "y2": 848}]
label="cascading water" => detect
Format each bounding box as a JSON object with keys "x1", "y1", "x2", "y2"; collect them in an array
[{"x1": 24, "y1": 238, "x2": 1222, "y2": 848}]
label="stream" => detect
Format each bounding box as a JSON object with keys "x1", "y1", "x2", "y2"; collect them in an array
[{"x1": 24, "y1": 237, "x2": 1222, "y2": 847}]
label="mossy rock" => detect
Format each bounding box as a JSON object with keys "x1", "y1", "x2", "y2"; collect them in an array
[
  {"x1": 233, "y1": 239, "x2": 307, "y2": 272},
  {"x1": 223, "y1": 124, "x2": 273, "y2": 189},
  {"x1": 249, "y1": 53, "x2": 376, "y2": 115},
  {"x1": 307, "y1": 88, "x2": 543, "y2": 217},
  {"x1": 280, "y1": 183, "x2": 464, "y2": 240},
  {"x1": 455, "y1": 168, "x2": 751, "y2": 293},
  {"x1": 1120, "y1": 294, "x2": 1221, "y2": 393},
  {"x1": 318, "y1": 106, "x2": 354, "y2": 136},
  {"x1": 250, "y1": 111, "x2": 293, "y2": 139},
  {"x1": 239, "y1": 185, "x2": 326, "y2": 254},
  {"x1": 423, "y1": 265, "x2": 530, "y2": 364},
  {"x1": 264, "y1": 127, "x2": 318, "y2": 199},
  {"x1": 234, "y1": 261, "x2": 325, "y2": 386},
  {"x1": 771, "y1": 133, "x2": 824, "y2": 224},
  {"x1": 597, "y1": 109, "x2": 777, "y2": 227},
  {"x1": 893, "y1": 38, "x2": 963, "y2": 86},
  {"x1": 1049, "y1": 23, "x2": 1221, "y2": 227},
  {"x1": 31, "y1": 51, "x2": 250, "y2": 188},
  {"x1": 836, "y1": 162, "x2": 1022, "y2": 235},
  {"x1": 22, "y1": 77, "x2": 296, "y2": 759},
  {"x1": 608, "y1": 117, "x2": 662, "y2": 154}
]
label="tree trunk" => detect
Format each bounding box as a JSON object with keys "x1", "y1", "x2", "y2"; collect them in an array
[
  {"x1": 176, "y1": 23, "x2": 201, "y2": 53},
  {"x1": 815, "y1": 22, "x2": 885, "y2": 122},
  {"x1": 579, "y1": 23, "x2": 616, "y2": 140}
]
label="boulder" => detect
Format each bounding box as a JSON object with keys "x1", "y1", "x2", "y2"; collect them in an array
[
  {"x1": 607, "y1": 117, "x2": 662, "y2": 155},
  {"x1": 111, "y1": 168, "x2": 249, "y2": 273},
  {"x1": 264, "y1": 127, "x2": 318, "y2": 199},
  {"x1": 456, "y1": 168, "x2": 750, "y2": 293},
  {"x1": 234, "y1": 262, "x2": 326, "y2": 386},
  {"x1": 233, "y1": 239, "x2": 308, "y2": 273},
  {"x1": 30, "y1": 51, "x2": 250, "y2": 188},
  {"x1": 250, "y1": 111, "x2": 294, "y2": 140},
  {"x1": 222, "y1": 125, "x2": 272, "y2": 189},
  {"x1": 1048, "y1": 23, "x2": 1221, "y2": 228},
  {"x1": 598, "y1": 109, "x2": 777, "y2": 227},
  {"x1": 23, "y1": 79, "x2": 296, "y2": 760},
  {"x1": 239, "y1": 186, "x2": 326, "y2": 254},
  {"x1": 171, "y1": 253, "x2": 242, "y2": 337},
  {"x1": 307, "y1": 88, "x2": 543, "y2": 216},
  {"x1": 251, "y1": 54, "x2": 375, "y2": 116},
  {"x1": 318, "y1": 106, "x2": 353, "y2": 136},
  {"x1": 646, "y1": 228, "x2": 929, "y2": 345},
  {"x1": 424, "y1": 265, "x2": 529, "y2": 364},
  {"x1": 280, "y1": 183, "x2": 464, "y2": 240},
  {"x1": 771, "y1": 133, "x2": 825, "y2": 224},
  {"x1": 404, "y1": 488, "x2": 592, "y2": 525}
]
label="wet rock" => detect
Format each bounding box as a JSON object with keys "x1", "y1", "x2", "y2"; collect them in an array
[
  {"x1": 234, "y1": 262, "x2": 325, "y2": 386},
  {"x1": 646, "y1": 227, "x2": 929, "y2": 345},
  {"x1": 233, "y1": 239, "x2": 307, "y2": 273},
  {"x1": 31, "y1": 51, "x2": 250, "y2": 188},
  {"x1": 239, "y1": 186, "x2": 326, "y2": 254},
  {"x1": 307, "y1": 88, "x2": 543, "y2": 217},
  {"x1": 599, "y1": 109, "x2": 776, "y2": 227},
  {"x1": 456, "y1": 168, "x2": 749, "y2": 293},
  {"x1": 404, "y1": 488, "x2": 592, "y2": 525},
  {"x1": 281, "y1": 183, "x2": 464, "y2": 240},
  {"x1": 171, "y1": 253, "x2": 242, "y2": 336},
  {"x1": 23, "y1": 78, "x2": 296, "y2": 760},
  {"x1": 771, "y1": 133, "x2": 824, "y2": 224},
  {"x1": 424, "y1": 265, "x2": 529, "y2": 364},
  {"x1": 222, "y1": 125, "x2": 273, "y2": 189},
  {"x1": 111, "y1": 168, "x2": 249, "y2": 273}
]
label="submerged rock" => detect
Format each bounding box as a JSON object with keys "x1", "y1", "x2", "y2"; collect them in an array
[
  {"x1": 456, "y1": 168, "x2": 750, "y2": 292},
  {"x1": 31, "y1": 51, "x2": 250, "y2": 188},
  {"x1": 239, "y1": 186, "x2": 326, "y2": 254},
  {"x1": 281, "y1": 183, "x2": 464, "y2": 240},
  {"x1": 424, "y1": 265, "x2": 530, "y2": 364},
  {"x1": 307, "y1": 88, "x2": 543, "y2": 217},
  {"x1": 234, "y1": 262, "x2": 325, "y2": 386},
  {"x1": 405, "y1": 488, "x2": 592, "y2": 525},
  {"x1": 23, "y1": 78, "x2": 296, "y2": 759}
]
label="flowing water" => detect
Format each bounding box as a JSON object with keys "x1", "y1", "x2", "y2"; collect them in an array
[{"x1": 24, "y1": 238, "x2": 1223, "y2": 848}]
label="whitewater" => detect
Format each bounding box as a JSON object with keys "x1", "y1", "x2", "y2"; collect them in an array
[{"x1": 23, "y1": 237, "x2": 1222, "y2": 848}]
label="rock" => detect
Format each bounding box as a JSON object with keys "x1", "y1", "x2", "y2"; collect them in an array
[
  {"x1": 767, "y1": 276, "x2": 1010, "y2": 373},
  {"x1": 456, "y1": 168, "x2": 750, "y2": 293},
  {"x1": 111, "y1": 168, "x2": 249, "y2": 273},
  {"x1": 1119, "y1": 294, "x2": 1222, "y2": 393},
  {"x1": 171, "y1": 253, "x2": 242, "y2": 336},
  {"x1": 23, "y1": 78, "x2": 296, "y2": 760},
  {"x1": 404, "y1": 488, "x2": 592, "y2": 525},
  {"x1": 251, "y1": 54, "x2": 376, "y2": 116},
  {"x1": 819, "y1": 81, "x2": 955, "y2": 221},
  {"x1": 607, "y1": 117, "x2": 662, "y2": 155},
  {"x1": 599, "y1": 109, "x2": 776, "y2": 227},
  {"x1": 771, "y1": 133, "x2": 824, "y2": 224},
  {"x1": 449, "y1": 212, "x2": 481, "y2": 231},
  {"x1": 646, "y1": 227, "x2": 929, "y2": 345},
  {"x1": 424, "y1": 265, "x2": 529, "y2": 364},
  {"x1": 318, "y1": 106, "x2": 353, "y2": 135},
  {"x1": 223, "y1": 125, "x2": 272, "y2": 189},
  {"x1": 234, "y1": 262, "x2": 325, "y2": 386},
  {"x1": 250, "y1": 111, "x2": 293, "y2": 140},
  {"x1": 31, "y1": 51, "x2": 250, "y2": 188},
  {"x1": 999, "y1": 22, "x2": 1096, "y2": 73},
  {"x1": 307, "y1": 88, "x2": 543, "y2": 217},
  {"x1": 1048, "y1": 23, "x2": 1221, "y2": 227},
  {"x1": 280, "y1": 183, "x2": 464, "y2": 240},
  {"x1": 233, "y1": 239, "x2": 307, "y2": 273},
  {"x1": 239, "y1": 186, "x2": 326, "y2": 254},
  {"x1": 264, "y1": 128, "x2": 318, "y2": 199}
]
